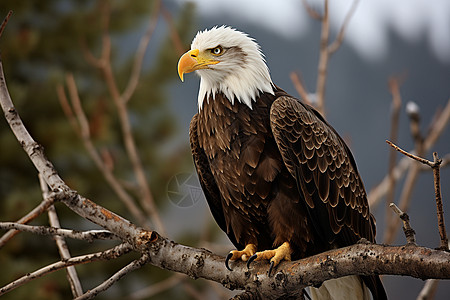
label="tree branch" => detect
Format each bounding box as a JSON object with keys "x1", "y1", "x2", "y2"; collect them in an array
[
  {"x1": 82, "y1": 4, "x2": 165, "y2": 234},
  {"x1": 386, "y1": 141, "x2": 448, "y2": 250},
  {"x1": 0, "y1": 222, "x2": 117, "y2": 242},
  {"x1": 384, "y1": 77, "x2": 403, "y2": 242},
  {"x1": 390, "y1": 203, "x2": 416, "y2": 245},
  {"x1": 75, "y1": 254, "x2": 150, "y2": 300},
  {"x1": 368, "y1": 99, "x2": 450, "y2": 209},
  {"x1": 0, "y1": 243, "x2": 133, "y2": 296},
  {"x1": 0, "y1": 189, "x2": 62, "y2": 247},
  {"x1": 57, "y1": 74, "x2": 149, "y2": 227},
  {"x1": 1, "y1": 18, "x2": 450, "y2": 299},
  {"x1": 40, "y1": 174, "x2": 84, "y2": 297}
]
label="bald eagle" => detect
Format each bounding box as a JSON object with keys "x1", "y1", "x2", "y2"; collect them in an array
[{"x1": 178, "y1": 26, "x2": 387, "y2": 300}]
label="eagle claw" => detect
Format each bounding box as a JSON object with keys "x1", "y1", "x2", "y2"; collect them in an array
[
  {"x1": 225, "y1": 252, "x2": 234, "y2": 271},
  {"x1": 247, "y1": 253, "x2": 258, "y2": 269}
]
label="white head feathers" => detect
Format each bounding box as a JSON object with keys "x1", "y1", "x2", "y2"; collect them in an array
[{"x1": 191, "y1": 26, "x2": 274, "y2": 109}]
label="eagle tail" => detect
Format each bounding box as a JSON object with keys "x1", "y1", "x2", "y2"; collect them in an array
[{"x1": 309, "y1": 276, "x2": 371, "y2": 300}]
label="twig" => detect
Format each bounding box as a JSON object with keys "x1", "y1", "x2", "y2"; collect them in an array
[
  {"x1": 0, "y1": 222, "x2": 117, "y2": 242},
  {"x1": 313, "y1": 0, "x2": 359, "y2": 117},
  {"x1": 0, "y1": 10, "x2": 12, "y2": 39},
  {"x1": 0, "y1": 191, "x2": 62, "y2": 247},
  {"x1": 0, "y1": 57, "x2": 153, "y2": 249},
  {"x1": 386, "y1": 141, "x2": 448, "y2": 250},
  {"x1": 431, "y1": 152, "x2": 448, "y2": 250},
  {"x1": 290, "y1": 71, "x2": 313, "y2": 106},
  {"x1": 417, "y1": 279, "x2": 439, "y2": 300},
  {"x1": 40, "y1": 174, "x2": 84, "y2": 297},
  {"x1": 0, "y1": 243, "x2": 133, "y2": 296},
  {"x1": 368, "y1": 99, "x2": 450, "y2": 208},
  {"x1": 386, "y1": 140, "x2": 432, "y2": 167},
  {"x1": 161, "y1": 3, "x2": 185, "y2": 56},
  {"x1": 121, "y1": 0, "x2": 161, "y2": 104},
  {"x1": 60, "y1": 74, "x2": 148, "y2": 226},
  {"x1": 301, "y1": 0, "x2": 322, "y2": 20},
  {"x1": 83, "y1": 4, "x2": 165, "y2": 234},
  {"x1": 315, "y1": 0, "x2": 330, "y2": 117},
  {"x1": 328, "y1": 0, "x2": 360, "y2": 55},
  {"x1": 384, "y1": 77, "x2": 402, "y2": 242},
  {"x1": 389, "y1": 203, "x2": 416, "y2": 245},
  {"x1": 75, "y1": 254, "x2": 150, "y2": 300}
]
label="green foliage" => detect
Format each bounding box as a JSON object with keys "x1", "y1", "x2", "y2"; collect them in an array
[{"x1": 0, "y1": 1, "x2": 198, "y2": 299}]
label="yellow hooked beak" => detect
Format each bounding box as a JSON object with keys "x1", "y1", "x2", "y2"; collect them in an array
[{"x1": 177, "y1": 49, "x2": 220, "y2": 82}]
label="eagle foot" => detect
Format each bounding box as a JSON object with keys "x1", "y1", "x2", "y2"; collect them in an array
[
  {"x1": 246, "y1": 242, "x2": 292, "y2": 276},
  {"x1": 225, "y1": 243, "x2": 256, "y2": 271}
]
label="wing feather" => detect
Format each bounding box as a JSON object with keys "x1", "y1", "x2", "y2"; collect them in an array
[
  {"x1": 189, "y1": 114, "x2": 241, "y2": 249},
  {"x1": 270, "y1": 96, "x2": 375, "y2": 244}
]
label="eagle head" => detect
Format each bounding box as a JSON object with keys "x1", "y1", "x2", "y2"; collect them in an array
[{"x1": 178, "y1": 26, "x2": 274, "y2": 109}]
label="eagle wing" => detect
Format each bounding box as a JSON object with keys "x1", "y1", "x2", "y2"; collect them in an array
[
  {"x1": 189, "y1": 113, "x2": 242, "y2": 249},
  {"x1": 269, "y1": 95, "x2": 375, "y2": 246}
]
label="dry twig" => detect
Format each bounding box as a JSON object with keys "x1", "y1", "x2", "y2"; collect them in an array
[
  {"x1": 40, "y1": 175, "x2": 84, "y2": 297},
  {"x1": 384, "y1": 77, "x2": 403, "y2": 242},
  {"x1": 0, "y1": 243, "x2": 132, "y2": 296},
  {"x1": 75, "y1": 254, "x2": 150, "y2": 300},
  {"x1": 387, "y1": 141, "x2": 448, "y2": 250},
  {"x1": 389, "y1": 203, "x2": 416, "y2": 245},
  {"x1": 0, "y1": 190, "x2": 62, "y2": 247},
  {"x1": 369, "y1": 99, "x2": 450, "y2": 208},
  {"x1": 82, "y1": 3, "x2": 165, "y2": 234},
  {"x1": 57, "y1": 75, "x2": 148, "y2": 226},
  {"x1": 290, "y1": 71, "x2": 313, "y2": 106}
]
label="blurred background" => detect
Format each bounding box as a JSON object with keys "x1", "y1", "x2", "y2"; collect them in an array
[{"x1": 0, "y1": 0, "x2": 449, "y2": 299}]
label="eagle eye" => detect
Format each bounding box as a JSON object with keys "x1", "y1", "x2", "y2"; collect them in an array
[{"x1": 211, "y1": 46, "x2": 224, "y2": 56}]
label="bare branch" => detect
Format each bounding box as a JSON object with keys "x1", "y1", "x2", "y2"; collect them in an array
[
  {"x1": 0, "y1": 222, "x2": 117, "y2": 242},
  {"x1": 328, "y1": 0, "x2": 359, "y2": 55},
  {"x1": 386, "y1": 140, "x2": 434, "y2": 167},
  {"x1": 144, "y1": 235, "x2": 450, "y2": 299},
  {"x1": 161, "y1": 3, "x2": 185, "y2": 56},
  {"x1": 390, "y1": 203, "x2": 416, "y2": 245},
  {"x1": 81, "y1": 5, "x2": 165, "y2": 233},
  {"x1": 290, "y1": 71, "x2": 313, "y2": 106},
  {"x1": 431, "y1": 152, "x2": 448, "y2": 250},
  {"x1": 385, "y1": 141, "x2": 448, "y2": 249},
  {"x1": 75, "y1": 254, "x2": 150, "y2": 300},
  {"x1": 0, "y1": 190, "x2": 62, "y2": 247},
  {"x1": 122, "y1": 0, "x2": 161, "y2": 104},
  {"x1": 59, "y1": 74, "x2": 149, "y2": 226},
  {"x1": 301, "y1": 0, "x2": 322, "y2": 20},
  {"x1": 315, "y1": 0, "x2": 330, "y2": 117},
  {"x1": 40, "y1": 175, "x2": 84, "y2": 297},
  {"x1": 369, "y1": 99, "x2": 450, "y2": 209},
  {"x1": 384, "y1": 77, "x2": 403, "y2": 241},
  {"x1": 417, "y1": 279, "x2": 439, "y2": 300},
  {"x1": 0, "y1": 10, "x2": 12, "y2": 39},
  {"x1": 0, "y1": 243, "x2": 133, "y2": 296}
]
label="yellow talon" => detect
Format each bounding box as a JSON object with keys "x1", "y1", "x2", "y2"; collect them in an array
[
  {"x1": 247, "y1": 242, "x2": 293, "y2": 275},
  {"x1": 225, "y1": 244, "x2": 256, "y2": 271},
  {"x1": 229, "y1": 244, "x2": 256, "y2": 261}
]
